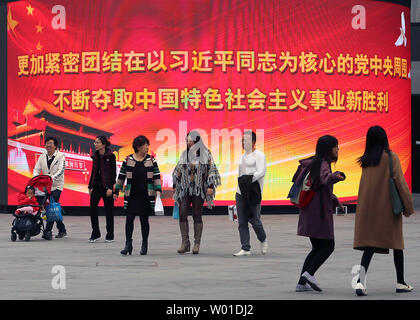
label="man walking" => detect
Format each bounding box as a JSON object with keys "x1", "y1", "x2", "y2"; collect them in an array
[
  {"x1": 233, "y1": 131, "x2": 268, "y2": 256},
  {"x1": 33, "y1": 136, "x2": 67, "y2": 240}
]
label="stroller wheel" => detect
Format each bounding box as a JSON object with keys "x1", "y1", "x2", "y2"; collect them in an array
[
  {"x1": 11, "y1": 232, "x2": 17, "y2": 242},
  {"x1": 24, "y1": 232, "x2": 31, "y2": 242},
  {"x1": 18, "y1": 233, "x2": 25, "y2": 241}
]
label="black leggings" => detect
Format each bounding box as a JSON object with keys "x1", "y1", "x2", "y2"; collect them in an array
[
  {"x1": 299, "y1": 238, "x2": 335, "y2": 284},
  {"x1": 125, "y1": 214, "x2": 149, "y2": 243},
  {"x1": 358, "y1": 248, "x2": 405, "y2": 285}
]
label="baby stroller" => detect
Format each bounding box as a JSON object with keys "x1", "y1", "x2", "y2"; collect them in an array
[{"x1": 11, "y1": 175, "x2": 52, "y2": 242}]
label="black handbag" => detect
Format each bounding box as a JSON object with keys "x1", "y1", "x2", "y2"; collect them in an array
[{"x1": 387, "y1": 150, "x2": 404, "y2": 215}]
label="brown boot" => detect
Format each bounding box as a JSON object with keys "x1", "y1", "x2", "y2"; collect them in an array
[
  {"x1": 177, "y1": 221, "x2": 190, "y2": 254},
  {"x1": 192, "y1": 222, "x2": 203, "y2": 254}
]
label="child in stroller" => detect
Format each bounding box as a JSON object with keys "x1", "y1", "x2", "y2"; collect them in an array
[
  {"x1": 16, "y1": 186, "x2": 41, "y2": 216},
  {"x1": 11, "y1": 175, "x2": 52, "y2": 242}
]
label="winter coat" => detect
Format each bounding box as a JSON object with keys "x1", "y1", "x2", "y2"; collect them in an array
[
  {"x1": 88, "y1": 149, "x2": 117, "y2": 190},
  {"x1": 297, "y1": 159, "x2": 344, "y2": 239},
  {"x1": 353, "y1": 151, "x2": 414, "y2": 253}
]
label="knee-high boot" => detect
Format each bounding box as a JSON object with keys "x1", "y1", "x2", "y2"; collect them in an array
[
  {"x1": 177, "y1": 221, "x2": 190, "y2": 254},
  {"x1": 192, "y1": 223, "x2": 203, "y2": 254}
]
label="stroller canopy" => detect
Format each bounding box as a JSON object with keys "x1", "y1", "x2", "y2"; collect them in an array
[{"x1": 27, "y1": 175, "x2": 53, "y2": 195}]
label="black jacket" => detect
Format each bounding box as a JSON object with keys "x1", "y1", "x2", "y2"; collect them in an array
[
  {"x1": 238, "y1": 175, "x2": 262, "y2": 206},
  {"x1": 88, "y1": 149, "x2": 117, "y2": 190}
]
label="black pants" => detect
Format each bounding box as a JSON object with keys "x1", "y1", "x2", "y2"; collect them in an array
[
  {"x1": 299, "y1": 238, "x2": 335, "y2": 283},
  {"x1": 358, "y1": 248, "x2": 406, "y2": 285},
  {"x1": 90, "y1": 187, "x2": 114, "y2": 239},
  {"x1": 179, "y1": 195, "x2": 204, "y2": 223},
  {"x1": 236, "y1": 193, "x2": 266, "y2": 251},
  {"x1": 45, "y1": 189, "x2": 66, "y2": 233}
]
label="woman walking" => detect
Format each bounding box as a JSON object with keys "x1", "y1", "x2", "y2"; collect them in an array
[
  {"x1": 114, "y1": 135, "x2": 162, "y2": 255},
  {"x1": 172, "y1": 131, "x2": 221, "y2": 254},
  {"x1": 88, "y1": 136, "x2": 116, "y2": 242},
  {"x1": 353, "y1": 126, "x2": 414, "y2": 296},
  {"x1": 296, "y1": 135, "x2": 346, "y2": 292}
]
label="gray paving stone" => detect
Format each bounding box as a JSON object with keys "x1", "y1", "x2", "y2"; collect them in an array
[{"x1": 1, "y1": 212, "x2": 419, "y2": 300}]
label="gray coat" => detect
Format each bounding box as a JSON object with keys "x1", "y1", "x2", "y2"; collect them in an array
[{"x1": 297, "y1": 159, "x2": 343, "y2": 240}]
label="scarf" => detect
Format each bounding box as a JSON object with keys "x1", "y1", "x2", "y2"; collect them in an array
[{"x1": 172, "y1": 147, "x2": 221, "y2": 209}]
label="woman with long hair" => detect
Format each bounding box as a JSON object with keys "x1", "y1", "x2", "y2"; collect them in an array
[
  {"x1": 353, "y1": 126, "x2": 414, "y2": 296},
  {"x1": 296, "y1": 135, "x2": 346, "y2": 292},
  {"x1": 88, "y1": 136, "x2": 116, "y2": 242},
  {"x1": 172, "y1": 131, "x2": 221, "y2": 254}
]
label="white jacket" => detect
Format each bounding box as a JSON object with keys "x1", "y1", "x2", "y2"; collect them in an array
[
  {"x1": 33, "y1": 150, "x2": 66, "y2": 191},
  {"x1": 237, "y1": 149, "x2": 266, "y2": 195}
]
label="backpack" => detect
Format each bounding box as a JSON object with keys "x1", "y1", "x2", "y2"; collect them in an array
[{"x1": 287, "y1": 164, "x2": 315, "y2": 208}]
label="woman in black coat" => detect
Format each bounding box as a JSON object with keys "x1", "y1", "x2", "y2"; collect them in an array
[{"x1": 88, "y1": 136, "x2": 117, "y2": 243}]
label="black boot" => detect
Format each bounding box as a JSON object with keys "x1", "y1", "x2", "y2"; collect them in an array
[
  {"x1": 140, "y1": 240, "x2": 148, "y2": 255},
  {"x1": 42, "y1": 231, "x2": 52, "y2": 240},
  {"x1": 120, "y1": 239, "x2": 133, "y2": 255}
]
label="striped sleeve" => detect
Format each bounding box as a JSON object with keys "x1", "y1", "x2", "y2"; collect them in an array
[
  {"x1": 152, "y1": 157, "x2": 162, "y2": 192},
  {"x1": 114, "y1": 157, "x2": 128, "y2": 194}
]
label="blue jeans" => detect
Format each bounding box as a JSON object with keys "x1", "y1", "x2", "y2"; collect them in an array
[{"x1": 45, "y1": 189, "x2": 66, "y2": 233}]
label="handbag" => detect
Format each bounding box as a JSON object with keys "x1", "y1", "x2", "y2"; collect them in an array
[
  {"x1": 298, "y1": 171, "x2": 315, "y2": 208},
  {"x1": 172, "y1": 202, "x2": 179, "y2": 219},
  {"x1": 288, "y1": 168, "x2": 315, "y2": 208},
  {"x1": 228, "y1": 204, "x2": 238, "y2": 222},
  {"x1": 154, "y1": 193, "x2": 164, "y2": 216},
  {"x1": 387, "y1": 150, "x2": 404, "y2": 215},
  {"x1": 45, "y1": 195, "x2": 63, "y2": 222}
]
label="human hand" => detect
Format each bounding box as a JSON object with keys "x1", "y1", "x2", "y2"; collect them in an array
[
  {"x1": 207, "y1": 188, "x2": 214, "y2": 196},
  {"x1": 106, "y1": 189, "x2": 113, "y2": 197},
  {"x1": 337, "y1": 173, "x2": 345, "y2": 181}
]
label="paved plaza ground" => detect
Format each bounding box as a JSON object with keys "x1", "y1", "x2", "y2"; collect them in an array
[{"x1": 1, "y1": 209, "x2": 420, "y2": 301}]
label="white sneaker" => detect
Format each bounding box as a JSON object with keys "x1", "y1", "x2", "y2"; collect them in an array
[
  {"x1": 296, "y1": 283, "x2": 313, "y2": 292},
  {"x1": 261, "y1": 240, "x2": 268, "y2": 254},
  {"x1": 233, "y1": 249, "x2": 251, "y2": 256},
  {"x1": 355, "y1": 282, "x2": 367, "y2": 296},
  {"x1": 301, "y1": 271, "x2": 322, "y2": 292},
  {"x1": 88, "y1": 237, "x2": 100, "y2": 243},
  {"x1": 396, "y1": 283, "x2": 414, "y2": 293}
]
